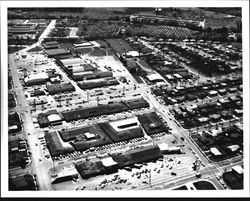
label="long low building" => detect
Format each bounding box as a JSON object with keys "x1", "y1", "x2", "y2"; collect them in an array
[
  {"x1": 46, "y1": 82, "x2": 75, "y2": 95},
  {"x1": 45, "y1": 131, "x2": 75, "y2": 157},
  {"x1": 111, "y1": 144, "x2": 162, "y2": 168},
  {"x1": 44, "y1": 48, "x2": 70, "y2": 57},
  {"x1": 61, "y1": 98, "x2": 149, "y2": 122},
  {"x1": 24, "y1": 73, "x2": 49, "y2": 86},
  {"x1": 75, "y1": 145, "x2": 162, "y2": 179},
  {"x1": 43, "y1": 41, "x2": 59, "y2": 49},
  {"x1": 78, "y1": 78, "x2": 119, "y2": 90}
]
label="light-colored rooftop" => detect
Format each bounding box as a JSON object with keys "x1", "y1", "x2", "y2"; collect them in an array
[
  {"x1": 147, "y1": 73, "x2": 165, "y2": 82},
  {"x1": 227, "y1": 144, "x2": 240, "y2": 152},
  {"x1": 47, "y1": 113, "x2": 61, "y2": 122},
  {"x1": 232, "y1": 165, "x2": 243, "y2": 174},
  {"x1": 73, "y1": 42, "x2": 93, "y2": 47},
  {"x1": 210, "y1": 147, "x2": 222, "y2": 156},
  {"x1": 101, "y1": 157, "x2": 118, "y2": 167},
  {"x1": 110, "y1": 117, "x2": 139, "y2": 132},
  {"x1": 85, "y1": 132, "x2": 96, "y2": 140},
  {"x1": 125, "y1": 51, "x2": 139, "y2": 57},
  {"x1": 24, "y1": 72, "x2": 48, "y2": 82}
]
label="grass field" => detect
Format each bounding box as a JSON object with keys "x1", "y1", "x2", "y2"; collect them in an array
[
  {"x1": 8, "y1": 46, "x2": 25, "y2": 54},
  {"x1": 59, "y1": 43, "x2": 74, "y2": 49},
  {"x1": 89, "y1": 47, "x2": 107, "y2": 56},
  {"x1": 106, "y1": 38, "x2": 133, "y2": 54},
  {"x1": 27, "y1": 46, "x2": 43, "y2": 52},
  {"x1": 75, "y1": 48, "x2": 92, "y2": 55},
  {"x1": 138, "y1": 59, "x2": 152, "y2": 70}
]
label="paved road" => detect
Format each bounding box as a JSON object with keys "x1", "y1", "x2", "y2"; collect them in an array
[
  {"x1": 9, "y1": 54, "x2": 53, "y2": 190},
  {"x1": 68, "y1": 27, "x2": 78, "y2": 38},
  {"x1": 20, "y1": 19, "x2": 56, "y2": 53}
]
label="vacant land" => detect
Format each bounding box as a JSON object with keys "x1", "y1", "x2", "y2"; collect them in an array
[
  {"x1": 74, "y1": 48, "x2": 92, "y2": 55},
  {"x1": 89, "y1": 47, "x2": 107, "y2": 57},
  {"x1": 106, "y1": 39, "x2": 133, "y2": 54}
]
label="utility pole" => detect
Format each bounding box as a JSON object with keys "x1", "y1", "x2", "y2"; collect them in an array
[
  {"x1": 87, "y1": 91, "x2": 89, "y2": 102},
  {"x1": 33, "y1": 98, "x2": 36, "y2": 113},
  {"x1": 123, "y1": 86, "x2": 125, "y2": 97},
  {"x1": 149, "y1": 171, "x2": 152, "y2": 189},
  {"x1": 96, "y1": 95, "x2": 99, "y2": 106}
]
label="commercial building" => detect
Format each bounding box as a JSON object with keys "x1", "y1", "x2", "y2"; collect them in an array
[
  {"x1": 45, "y1": 131, "x2": 75, "y2": 157},
  {"x1": 123, "y1": 51, "x2": 140, "y2": 58},
  {"x1": 44, "y1": 48, "x2": 70, "y2": 58},
  {"x1": 59, "y1": 123, "x2": 113, "y2": 151},
  {"x1": 137, "y1": 112, "x2": 168, "y2": 135},
  {"x1": 78, "y1": 78, "x2": 119, "y2": 90},
  {"x1": 146, "y1": 73, "x2": 165, "y2": 84},
  {"x1": 61, "y1": 98, "x2": 149, "y2": 122},
  {"x1": 24, "y1": 72, "x2": 49, "y2": 86},
  {"x1": 99, "y1": 119, "x2": 144, "y2": 142},
  {"x1": 9, "y1": 173, "x2": 37, "y2": 190},
  {"x1": 227, "y1": 145, "x2": 240, "y2": 153},
  {"x1": 73, "y1": 41, "x2": 93, "y2": 48},
  {"x1": 75, "y1": 160, "x2": 105, "y2": 179},
  {"x1": 75, "y1": 145, "x2": 162, "y2": 179},
  {"x1": 158, "y1": 144, "x2": 181, "y2": 154},
  {"x1": 210, "y1": 147, "x2": 222, "y2": 157},
  {"x1": 46, "y1": 82, "x2": 75, "y2": 95},
  {"x1": 111, "y1": 144, "x2": 162, "y2": 168},
  {"x1": 28, "y1": 96, "x2": 48, "y2": 106},
  {"x1": 43, "y1": 41, "x2": 59, "y2": 49},
  {"x1": 101, "y1": 157, "x2": 118, "y2": 174},
  {"x1": 51, "y1": 165, "x2": 78, "y2": 184},
  {"x1": 37, "y1": 110, "x2": 63, "y2": 128}
]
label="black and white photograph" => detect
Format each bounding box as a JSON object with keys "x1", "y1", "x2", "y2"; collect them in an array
[{"x1": 1, "y1": 0, "x2": 249, "y2": 198}]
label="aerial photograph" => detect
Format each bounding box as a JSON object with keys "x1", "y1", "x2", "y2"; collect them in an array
[{"x1": 1, "y1": 0, "x2": 249, "y2": 197}]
